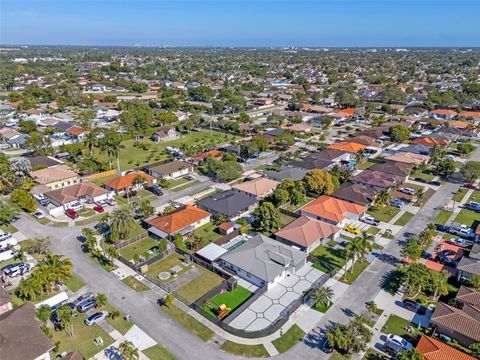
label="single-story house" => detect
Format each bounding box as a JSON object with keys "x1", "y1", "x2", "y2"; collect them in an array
[
  {"x1": 457, "y1": 243, "x2": 480, "y2": 282},
  {"x1": 412, "y1": 136, "x2": 450, "y2": 147},
  {"x1": 26, "y1": 155, "x2": 63, "y2": 170},
  {"x1": 299, "y1": 195, "x2": 367, "y2": 227},
  {"x1": 65, "y1": 126, "x2": 86, "y2": 141},
  {"x1": 197, "y1": 189, "x2": 258, "y2": 219},
  {"x1": 369, "y1": 161, "x2": 412, "y2": 182},
  {"x1": 232, "y1": 177, "x2": 279, "y2": 199},
  {"x1": 30, "y1": 165, "x2": 80, "y2": 189},
  {"x1": 332, "y1": 182, "x2": 377, "y2": 207},
  {"x1": 151, "y1": 126, "x2": 180, "y2": 143},
  {"x1": 263, "y1": 167, "x2": 307, "y2": 182},
  {"x1": 44, "y1": 182, "x2": 109, "y2": 212},
  {"x1": 143, "y1": 160, "x2": 193, "y2": 179},
  {"x1": 192, "y1": 149, "x2": 223, "y2": 164},
  {"x1": 0, "y1": 302, "x2": 55, "y2": 360},
  {"x1": 416, "y1": 335, "x2": 476, "y2": 360},
  {"x1": 398, "y1": 144, "x2": 432, "y2": 156},
  {"x1": 384, "y1": 152, "x2": 430, "y2": 165},
  {"x1": 218, "y1": 234, "x2": 308, "y2": 290},
  {"x1": 430, "y1": 109, "x2": 457, "y2": 120},
  {"x1": 274, "y1": 216, "x2": 341, "y2": 253},
  {"x1": 146, "y1": 205, "x2": 211, "y2": 239},
  {"x1": 308, "y1": 148, "x2": 353, "y2": 162},
  {"x1": 102, "y1": 171, "x2": 155, "y2": 194},
  {"x1": 286, "y1": 157, "x2": 334, "y2": 171},
  {"x1": 326, "y1": 141, "x2": 367, "y2": 154},
  {"x1": 352, "y1": 170, "x2": 403, "y2": 190}
]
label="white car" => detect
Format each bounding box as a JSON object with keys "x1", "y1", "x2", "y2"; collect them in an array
[
  {"x1": 85, "y1": 311, "x2": 109, "y2": 326},
  {"x1": 33, "y1": 211, "x2": 45, "y2": 219},
  {"x1": 69, "y1": 201, "x2": 84, "y2": 211},
  {"x1": 386, "y1": 334, "x2": 413, "y2": 351},
  {"x1": 399, "y1": 187, "x2": 415, "y2": 195},
  {"x1": 0, "y1": 232, "x2": 12, "y2": 241},
  {"x1": 361, "y1": 215, "x2": 380, "y2": 226}
]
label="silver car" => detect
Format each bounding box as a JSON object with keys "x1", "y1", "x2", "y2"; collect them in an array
[{"x1": 85, "y1": 311, "x2": 109, "y2": 326}]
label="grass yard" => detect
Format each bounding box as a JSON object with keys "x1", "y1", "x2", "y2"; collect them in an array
[
  {"x1": 394, "y1": 211, "x2": 414, "y2": 226},
  {"x1": 147, "y1": 252, "x2": 191, "y2": 284},
  {"x1": 160, "y1": 303, "x2": 214, "y2": 341},
  {"x1": 171, "y1": 180, "x2": 199, "y2": 192},
  {"x1": 174, "y1": 267, "x2": 224, "y2": 304},
  {"x1": 330, "y1": 351, "x2": 350, "y2": 360},
  {"x1": 435, "y1": 210, "x2": 452, "y2": 225},
  {"x1": 85, "y1": 130, "x2": 239, "y2": 170},
  {"x1": 411, "y1": 169, "x2": 435, "y2": 183},
  {"x1": 30, "y1": 214, "x2": 50, "y2": 225},
  {"x1": 454, "y1": 209, "x2": 479, "y2": 228},
  {"x1": 272, "y1": 324, "x2": 306, "y2": 353},
  {"x1": 285, "y1": 196, "x2": 315, "y2": 212},
  {"x1": 453, "y1": 188, "x2": 469, "y2": 202},
  {"x1": 122, "y1": 275, "x2": 150, "y2": 292},
  {"x1": 357, "y1": 160, "x2": 375, "y2": 170},
  {"x1": 362, "y1": 348, "x2": 389, "y2": 360},
  {"x1": 381, "y1": 314, "x2": 419, "y2": 343},
  {"x1": 64, "y1": 274, "x2": 85, "y2": 293},
  {"x1": 50, "y1": 313, "x2": 115, "y2": 359},
  {"x1": 118, "y1": 236, "x2": 158, "y2": 261},
  {"x1": 164, "y1": 177, "x2": 189, "y2": 188},
  {"x1": 192, "y1": 222, "x2": 222, "y2": 244},
  {"x1": 468, "y1": 190, "x2": 480, "y2": 203},
  {"x1": 310, "y1": 245, "x2": 346, "y2": 272},
  {"x1": 367, "y1": 226, "x2": 380, "y2": 235},
  {"x1": 367, "y1": 205, "x2": 400, "y2": 223},
  {"x1": 203, "y1": 286, "x2": 252, "y2": 317},
  {"x1": 101, "y1": 302, "x2": 134, "y2": 335},
  {"x1": 1, "y1": 223, "x2": 17, "y2": 233},
  {"x1": 52, "y1": 221, "x2": 69, "y2": 228},
  {"x1": 220, "y1": 341, "x2": 269, "y2": 358},
  {"x1": 78, "y1": 208, "x2": 96, "y2": 218},
  {"x1": 280, "y1": 213, "x2": 297, "y2": 227},
  {"x1": 143, "y1": 344, "x2": 177, "y2": 360},
  {"x1": 340, "y1": 260, "x2": 369, "y2": 285}
]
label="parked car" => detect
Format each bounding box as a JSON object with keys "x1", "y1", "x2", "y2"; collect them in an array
[
  {"x1": 33, "y1": 211, "x2": 45, "y2": 219},
  {"x1": 146, "y1": 185, "x2": 163, "y2": 196},
  {"x1": 0, "y1": 232, "x2": 12, "y2": 241},
  {"x1": 361, "y1": 215, "x2": 380, "y2": 226},
  {"x1": 435, "y1": 224, "x2": 450, "y2": 232},
  {"x1": 436, "y1": 255, "x2": 458, "y2": 267},
  {"x1": 65, "y1": 209, "x2": 78, "y2": 219},
  {"x1": 446, "y1": 238, "x2": 474, "y2": 248},
  {"x1": 449, "y1": 224, "x2": 474, "y2": 239},
  {"x1": 438, "y1": 249, "x2": 456, "y2": 257},
  {"x1": 184, "y1": 175, "x2": 194, "y2": 181},
  {"x1": 77, "y1": 298, "x2": 97, "y2": 313},
  {"x1": 390, "y1": 199, "x2": 406, "y2": 208},
  {"x1": 464, "y1": 201, "x2": 480, "y2": 212},
  {"x1": 69, "y1": 201, "x2": 83, "y2": 211},
  {"x1": 399, "y1": 187, "x2": 415, "y2": 195},
  {"x1": 85, "y1": 311, "x2": 109, "y2": 326},
  {"x1": 96, "y1": 199, "x2": 108, "y2": 207},
  {"x1": 344, "y1": 225, "x2": 361, "y2": 235},
  {"x1": 1, "y1": 262, "x2": 31, "y2": 277},
  {"x1": 463, "y1": 183, "x2": 478, "y2": 190},
  {"x1": 93, "y1": 205, "x2": 104, "y2": 213},
  {"x1": 106, "y1": 198, "x2": 116, "y2": 206},
  {"x1": 384, "y1": 334, "x2": 413, "y2": 355},
  {"x1": 402, "y1": 299, "x2": 427, "y2": 315},
  {"x1": 72, "y1": 292, "x2": 94, "y2": 306}
]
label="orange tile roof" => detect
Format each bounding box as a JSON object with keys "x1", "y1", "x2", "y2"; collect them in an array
[
  {"x1": 193, "y1": 150, "x2": 223, "y2": 161},
  {"x1": 450, "y1": 120, "x2": 469, "y2": 129},
  {"x1": 147, "y1": 205, "x2": 211, "y2": 234},
  {"x1": 459, "y1": 111, "x2": 480, "y2": 118},
  {"x1": 66, "y1": 126, "x2": 85, "y2": 136},
  {"x1": 337, "y1": 108, "x2": 355, "y2": 115},
  {"x1": 102, "y1": 171, "x2": 154, "y2": 191},
  {"x1": 326, "y1": 141, "x2": 367, "y2": 153},
  {"x1": 232, "y1": 178, "x2": 279, "y2": 197},
  {"x1": 300, "y1": 195, "x2": 366, "y2": 223},
  {"x1": 9, "y1": 101, "x2": 22, "y2": 108},
  {"x1": 416, "y1": 335, "x2": 476, "y2": 360},
  {"x1": 274, "y1": 216, "x2": 341, "y2": 247},
  {"x1": 432, "y1": 109, "x2": 457, "y2": 115},
  {"x1": 412, "y1": 137, "x2": 449, "y2": 146}
]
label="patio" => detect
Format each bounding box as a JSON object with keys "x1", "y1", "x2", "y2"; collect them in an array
[{"x1": 227, "y1": 262, "x2": 325, "y2": 332}]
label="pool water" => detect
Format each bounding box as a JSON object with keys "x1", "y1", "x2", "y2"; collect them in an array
[{"x1": 227, "y1": 240, "x2": 246, "y2": 252}]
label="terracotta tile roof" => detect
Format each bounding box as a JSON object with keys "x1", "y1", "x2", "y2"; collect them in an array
[
  {"x1": 193, "y1": 150, "x2": 223, "y2": 161},
  {"x1": 326, "y1": 141, "x2": 367, "y2": 153},
  {"x1": 416, "y1": 335, "x2": 476, "y2": 360},
  {"x1": 102, "y1": 171, "x2": 154, "y2": 191},
  {"x1": 384, "y1": 152, "x2": 430, "y2": 165},
  {"x1": 336, "y1": 108, "x2": 355, "y2": 116},
  {"x1": 65, "y1": 126, "x2": 85, "y2": 136},
  {"x1": 412, "y1": 137, "x2": 450, "y2": 147},
  {"x1": 352, "y1": 170, "x2": 403, "y2": 189},
  {"x1": 369, "y1": 161, "x2": 412, "y2": 178},
  {"x1": 147, "y1": 205, "x2": 211, "y2": 235},
  {"x1": 275, "y1": 216, "x2": 341, "y2": 247},
  {"x1": 432, "y1": 109, "x2": 457, "y2": 116},
  {"x1": 459, "y1": 111, "x2": 480, "y2": 118},
  {"x1": 449, "y1": 120, "x2": 469, "y2": 129},
  {"x1": 232, "y1": 178, "x2": 279, "y2": 197},
  {"x1": 430, "y1": 302, "x2": 480, "y2": 343},
  {"x1": 44, "y1": 182, "x2": 108, "y2": 204},
  {"x1": 219, "y1": 222, "x2": 233, "y2": 231},
  {"x1": 30, "y1": 165, "x2": 79, "y2": 184},
  {"x1": 0, "y1": 302, "x2": 54, "y2": 360},
  {"x1": 456, "y1": 286, "x2": 480, "y2": 307},
  {"x1": 300, "y1": 195, "x2": 366, "y2": 223},
  {"x1": 345, "y1": 135, "x2": 381, "y2": 148}
]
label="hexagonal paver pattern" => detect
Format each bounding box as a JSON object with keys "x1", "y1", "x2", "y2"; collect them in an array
[
  {"x1": 249, "y1": 296, "x2": 272, "y2": 313},
  {"x1": 245, "y1": 317, "x2": 272, "y2": 332},
  {"x1": 263, "y1": 304, "x2": 285, "y2": 321},
  {"x1": 279, "y1": 291, "x2": 299, "y2": 306}
]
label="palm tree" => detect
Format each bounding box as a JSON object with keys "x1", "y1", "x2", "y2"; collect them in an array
[
  {"x1": 415, "y1": 188, "x2": 424, "y2": 204},
  {"x1": 104, "y1": 245, "x2": 118, "y2": 265},
  {"x1": 109, "y1": 207, "x2": 136, "y2": 240},
  {"x1": 164, "y1": 293, "x2": 174, "y2": 307},
  {"x1": 118, "y1": 340, "x2": 139, "y2": 360},
  {"x1": 431, "y1": 270, "x2": 449, "y2": 300},
  {"x1": 40, "y1": 254, "x2": 73, "y2": 290},
  {"x1": 398, "y1": 349, "x2": 424, "y2": 360},
  {"x1": 356, "y1": 231, "x2": 374, "y2": 263},
  {"x1": 355, "y1": 150, "x2": 366, "y2": 164},
  {"x1": 311, "y1": 286, "x2": 334, "y2": 309},
  {"x1": 95, "y1": 293, "x2": 108, "y2": 308},
  {"x1": 375, "y1": 188, "x2": 392, "y2": 207},
  {"x1": 365, "y1": 301, "x2": 379, "y2": 319},
  {"x1": 57, "y1": 305, "x2": 74, "y2": 337},
  {"x1": 83, "y1": 131, "x2": 98, "y2": 156}
]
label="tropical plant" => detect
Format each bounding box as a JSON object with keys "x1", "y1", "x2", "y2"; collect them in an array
[
  {"x1": 56, "y1": 305, "x2": 74, "y2": 336},
  {"x1": 95, "y1": 293, "x2": 108, "y2": 308},
  {"x1": 355, "y1": 150, "x2": 366, "y2": 164},
  {"x1": 36, "y1": 304, "x2": 51, "y2": 324},
  {"x1": 118, "y1": 340, "x2": 139, "y2": 360},
  {"x1": 365, "y1": 301, "x2": 379, "y2": 318},
  {"x1": 164, "y1": 293, "x2": 174, "y2": 307},
  {"x1": 252, "y1": 202, "x2": 282, "y2": 233},
  {"x1": 429, "y1": 270, "x2": 449, "y2": 300},
  {"x1": 356, "y1": 231, "x2": 374, "y2": 262},
  {"x1": 398, "y1": 348, "x2": 424, "y2": 360},
  {"x1": 401, "y1": 238, "x2": 422, "y2": 261},
  {"x1": 311, "y1": 286, "x2": 334, "y2": 309},
  {"x1": 374, "y1": 188, "x2": 392, "y2": 207},
  {"x1": 109, "y1": 207, "x2": 136, "y2": 240}
]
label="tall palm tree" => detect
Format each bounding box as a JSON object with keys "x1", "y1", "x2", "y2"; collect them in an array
[
  {"x1": 118, "y1": 340, "x2": 139, "y2": 360},
  {"x1": 40, "y1": 253, "x2": 73, "y2": 289},
  {"x1": 57, "y1": 305, "x2": 74, "y2": 337},
  {"x1": 83, "y1": 131, "x2": 98, "y2": 156},
  {"x1": 95, "y1": 293, "x2": 108, "y2": 308},
  {"x1": 375, "y1": 188, "x2": 392, "y2": 207},
  {"x1": 355, "y1": 150, "x2": 366, "y2": 165},
  {"x1": 311, "y1": 286, "x2": 334, "y2": 309},
  {"x1": 356, "y1": 231, "x2": 374, "y2": 263},
  {"x1": 109, "y1": 207, "x2": 136, "y2": 240}
]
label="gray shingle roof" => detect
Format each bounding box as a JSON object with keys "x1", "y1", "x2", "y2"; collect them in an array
[
  {"x1": 264, "y1": 167, "x2": 307, "y2": 182},
  {"x1": 197, "y1": 190, "x2": 257, "y2": 217}
]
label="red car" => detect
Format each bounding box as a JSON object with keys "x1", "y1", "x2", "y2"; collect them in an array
[
  {"x1": 463, "y1": 183, "x2": 478, "y2": 190},
  {"x1": 65, "y1": 209, "x2": 78, "y2": 219},
  {"x1": 93, "y1": 205, "x2": 104, "y2": 213}
]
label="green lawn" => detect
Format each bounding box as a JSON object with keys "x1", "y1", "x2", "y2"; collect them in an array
[
  {"x1": 435, "y1": 210, "x2": 452, "y2": 225},
  {"x1": 367, "y1": 227, "x2": 380, "y2": 235},
  {"x1": 50, "y1": 313, "x2": 115, "y2": 359},
  {"x1": 468, "y1": 190, "x2": 480, "y2": 203},
  {"x1": 78, "y1": 208, "x2": 95, "y2": 218},
  {"x1": 1, "y1": 223, "x2": 17, "y2": 233},
  {"x1": 64, "y1": 274, "x2": 85, "y2": 293},
  {"x1": 171, "y1": 180, "x2": 199, "y2": 192},
  {"x1": 330, "y1": 351, "x2": 350, "y2": 360},
  {"x1": 164, "y1": 177, "x2": 189, "y2": 188},
  {"x1": 174, "y1": 267, "x2": 224, "y2": 304},
  {"x1": 314, "y1": 302, "x2": 333, "y2": 313},
  {"x1": 367, "y1": 205, "x2": 401, "y2": 223},
  {"x1": 285, "y1": 196, "x2": 315, "y2": 212},
  {"x1": 85, "y1": 130, "x2": 239, "y2": 170},
  {"x1": 362, "y1": 348, "x2": 389, "y2": 360},
  {"x1": 357, "y1": 160, "x2": 375, "y2": 170},
  {"x1": 203, "y1": 286, "x2": 252, "y2": 317},
  {"x1": 340, "y1": 260, "x2": 369, "y2": 285},
  {"x1": 411, "y1": 169, "x2": 435, "y2": 182},
  {"x1": 118, "y1": 236, "x2": 158, "y2": 261},
  {"x1": 220, "y1": 341, "x2": 269, "y2": 358},
  {"x1": 52, "y1": 221, "x2": 69, "y2": 228},
  {"x1": 454, "y1": 209, "x2": 479, "y2": 228},
  {"x1": 192, "y1": 222, "x2": 222, "y2": 244},
  {"x1": 272, "y1": 324, "x2": 306, "y2": 353},
  {"x1": 101, "y1": 302, "x2": 134, "y2": 335},
  {"x1": 310, "y1": 245, "x2": 346, "y2": 272},
  {"x1": 146, "y1": 252, "x2": 191, "y2": 284},
  {"x1": 394, "y1": 212, "x2": 414, "y2": 226},
  {"x1": 453, "y1": 188, "x2": 469, "y2": 202},
  {"x1": 160, "y1": 303, "x2": 214, "y2": 341},
  {"x1": 381, "y1": 314, "x2": 419, "y2": 342},
  {"x1": 143, "y1": 344, "x2": 177, "y2": 360},
  {"x1": 122, "y1": 275, "x2": 150, "y2": 292}
]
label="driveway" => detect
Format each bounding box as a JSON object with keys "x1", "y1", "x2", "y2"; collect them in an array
[{"x1": 229, "y1": 263, "x2": 325, "y2": 332}]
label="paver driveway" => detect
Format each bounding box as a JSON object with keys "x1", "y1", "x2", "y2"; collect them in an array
[{"x1": 228, "y1": 263, "x2": 324, "y2": 331}]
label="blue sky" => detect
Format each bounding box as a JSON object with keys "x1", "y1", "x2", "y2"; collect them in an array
[{"x1": 1, "y1": 1, "x2": 479, "y2": 47}]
